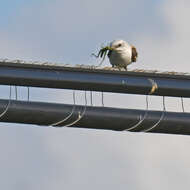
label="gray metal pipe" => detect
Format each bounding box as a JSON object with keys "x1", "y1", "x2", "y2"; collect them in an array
[
  {"x1": 0, "y1": 99, "x2": 190, "y2": 136},
  {"x1": 0, "y1": 61, "x2": 190, "y2": 97}
]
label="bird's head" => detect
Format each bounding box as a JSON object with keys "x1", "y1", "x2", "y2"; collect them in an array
[{"x1": 109, "y1": 39, "x2": 129, "y2": 52}]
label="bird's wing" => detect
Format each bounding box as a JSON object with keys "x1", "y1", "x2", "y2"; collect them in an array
[{"x1": 131, "y1": 46, "x2": 138, "y2": 62}]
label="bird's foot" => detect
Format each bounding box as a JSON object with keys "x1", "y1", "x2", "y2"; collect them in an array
[{"x1": 117, "y1": 67, "x2": 128, "y2": 71}]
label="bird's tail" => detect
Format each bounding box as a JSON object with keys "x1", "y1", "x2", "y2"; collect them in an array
[{"x1": 131, "y1": 46, "x2": 138, "y2": 62}]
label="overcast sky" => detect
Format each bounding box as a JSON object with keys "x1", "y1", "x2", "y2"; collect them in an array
[{"x1": 0, "y1": 0, "x2": 190, "y2": 189}]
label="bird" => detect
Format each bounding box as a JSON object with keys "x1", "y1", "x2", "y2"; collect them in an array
[{"x1": 107, "y1": 39, "x2": 138, "y2": 70}]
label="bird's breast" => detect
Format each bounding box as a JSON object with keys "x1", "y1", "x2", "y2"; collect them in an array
[{"x1": 109, "y1": 49, "x2": 132, "y2": 67}]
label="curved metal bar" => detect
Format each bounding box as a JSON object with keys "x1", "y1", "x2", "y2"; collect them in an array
[
  {"x1": 125, "y1": 95, "x2": 149, "y2": 131},
  {"x1": 51, "y1": 91, "x2": 77, "y2": 127},
  {"x1": 143, "y1": 96, "x2": 166, "y2": 132},
  {"x1": 125, "y1": 78, "x2": 159, "y2": 132},
  {"x1": 181, "y1": 97, "x2": 185, "y2": 112},
  {"x1": 0, "y1": 86, "x2": 12, "y2": 119},
  {"x1": 56, "y1": 90, "x2": 87, "y2": 128},
  {"x1": 101, "y1": 92, "x2": 104, "y2": 107},
  {"x1": 90, "y1": 91, "x2": 93, "y2": 106}
]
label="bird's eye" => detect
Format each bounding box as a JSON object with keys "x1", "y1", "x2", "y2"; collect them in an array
[{"x1": 117, "y1": 43, "x2": 122, "y2": 47}]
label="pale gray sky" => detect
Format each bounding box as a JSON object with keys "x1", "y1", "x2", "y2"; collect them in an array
[{"x1": 0, "y1": 0, "x2": 190, "y2": 189}]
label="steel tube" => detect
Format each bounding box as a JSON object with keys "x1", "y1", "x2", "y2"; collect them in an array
[
  {"x1": 0, "y1": 99, "x2": 190, "y2": 135},
  {"x1": 0, "y1": 61, "x2": 190, "y2": 97}
]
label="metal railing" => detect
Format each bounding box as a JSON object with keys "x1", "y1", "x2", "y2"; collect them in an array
[
  {"x1": 0, "y1": 60, "x2": 190, "y2": 97},
  {"x1": 0, "y1": 99, "x2": 189, "y2": 136},
  {"x1": 0, "y1": 59, "x2": 189, "y2": 135}
]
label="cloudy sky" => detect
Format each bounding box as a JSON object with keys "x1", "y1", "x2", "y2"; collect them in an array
[{"x1": 0, "y1": 0, "x2": 190, "y2": 189}]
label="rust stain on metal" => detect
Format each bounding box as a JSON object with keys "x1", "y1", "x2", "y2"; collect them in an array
[{"x1": 148, "y1": 78, "x2": 158, "y2": 94}]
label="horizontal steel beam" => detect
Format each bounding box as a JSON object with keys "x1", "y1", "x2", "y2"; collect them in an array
[
  {"x1": 0, "y1": 99, "x2": 190, "y2": 136},
  {"x1": 0, "y1": 61, "x2": 190, "y2": 97}
]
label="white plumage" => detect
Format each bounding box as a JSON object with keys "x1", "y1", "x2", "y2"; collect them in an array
[{"x1": 108, "y1": 39, "x2": 138, "y2": 70}]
